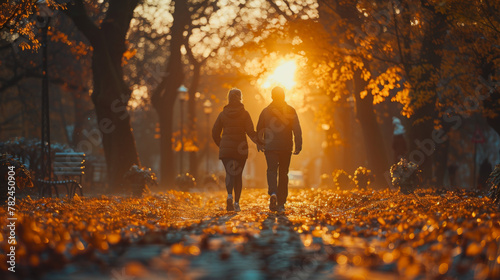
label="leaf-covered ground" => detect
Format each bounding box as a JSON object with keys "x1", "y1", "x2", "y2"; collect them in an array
[{"x1": 1, "y1": 188, "x2": 499, "y2": 280}]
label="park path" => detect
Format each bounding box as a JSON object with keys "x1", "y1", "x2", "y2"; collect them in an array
[
  {"x1": 1, "y1": 188, "x2": 499, "y2": 280},
  {"x1": 43, "y1": 189, "x2": 398, "y2": 280}
]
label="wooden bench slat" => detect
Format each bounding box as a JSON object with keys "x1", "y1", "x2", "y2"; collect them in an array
[
  {"x1": 55, "y1": 152, "x2": 85, "y2": 156},
  {"x1": 54, "y1": 158, "x2": 85, "y2": 162},
  {"x1": 54, "y1": 165, "x2": 85, "y2": 169},
  {"x1": 54, "y1": 165, "x2": 84, "y2": 168},
  {"x1": 54, "y1": 170, "x2": 85, "y2": 174},
  {"x1": 54, "y1": 171, "x2": 85, "y2": 176},
  {"x1": 37, "y1": 179, "x2": 74, "y2": 184},
  {"x1": 54, "y1": 162, "x2": 85, "y2": 167},
  {"x1": 54, "y1": 168, "x2": 85, "y2": 172}
]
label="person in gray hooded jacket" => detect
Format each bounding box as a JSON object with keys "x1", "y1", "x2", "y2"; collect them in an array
[{"x1": 212, "y1": 88, "x2": 259, "y2": 212}]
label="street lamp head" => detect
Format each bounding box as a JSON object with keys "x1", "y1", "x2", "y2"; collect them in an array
[
  {"x1": 36, "y1": 0, "x2": 53, "y2": 28},
  {"x1": 203, "y1": 99, "x2": 213, "y2": 114},
  {"x1": 178, "y1": 85, "x2": 189, "y2": 101},
  {"x1": 178, "y1": 84, "x2": 188, "y2": 93},
  {"x1": 37, "y1": 0, "x2": 54, "y2": 16},
  {"x1": 346, "y1": 96, "x2": 355, "y2": 107},
  {"x1": 321, "y1": 123, "x2": 330, "y2": 131}
]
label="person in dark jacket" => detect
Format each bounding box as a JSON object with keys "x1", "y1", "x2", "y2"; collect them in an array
[
  {"x1": 257, "y1": 86, "x2": 302, "y2": 214},
  {"x1": 212, "y1": 88, "x2": 259, "y2": 212}
]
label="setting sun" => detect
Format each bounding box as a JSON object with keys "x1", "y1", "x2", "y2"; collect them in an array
[{"x1": 263, "y1": 60, "x2": 297, "y2": 90}]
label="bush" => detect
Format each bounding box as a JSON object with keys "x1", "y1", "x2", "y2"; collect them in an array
[
  {"x1": 0, "y1": 137, "x2": 73, "y2": 179},
  {"x1": 201, "y1": 173, "x2": 221, "y2": 191},
  {"x1": 487, "y1": 164, "x2": 500, "y2": 205},
  {"x1": 353, "y1": 166, "x2": 374, "y2": 190},
  {"x1": 1, "y1": 153, "x2": 34, "y2": 203},
  {"x1": 390, "y1": 158, "x2": 422, "y2": 194},
  {"x1": 123, "y1": 165, "x2": 158, "y2": 196},
  {"x1": 319, "y1": 173, "x2": 332, "y2": 188},
  {"x1": 175, "y1": 173, "x2": 197, "y2": 190},
  {"x1": 332, "y1": 169, "x2": 354, "y2": 190}
]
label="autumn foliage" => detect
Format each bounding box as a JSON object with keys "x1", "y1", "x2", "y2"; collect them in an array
[{"x1": 1, "y1": 188, "x2": 499, "y2": 278}]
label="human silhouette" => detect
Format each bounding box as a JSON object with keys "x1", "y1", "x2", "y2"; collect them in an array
[
  {"x1": 212, "y1": 88, "x2": 259, "y2": 212},
  {"x1": 257, "y1": 86, "x2": 302, "y2": 214}
]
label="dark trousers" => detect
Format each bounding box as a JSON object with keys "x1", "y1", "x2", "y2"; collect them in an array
[
  {"x1": 265, "y1": 151, "x2": 292, "y2": 206},
  {"x1": 221, "y1": 158, "x2": 246, "y2": 203}
]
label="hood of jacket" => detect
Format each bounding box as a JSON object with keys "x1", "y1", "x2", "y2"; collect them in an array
[{"x1": 222, "y1": 102, "x2": 245, "y2": 118}]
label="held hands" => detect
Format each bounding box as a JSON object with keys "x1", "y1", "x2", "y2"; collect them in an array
[
  {"x1": 256, "y1": 144, "x2": 300, "y2": 154},
  {"x1": 257, "y1": 144, "x2": 265, "y2": 152}
]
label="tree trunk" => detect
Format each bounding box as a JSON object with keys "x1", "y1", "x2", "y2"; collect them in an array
[
  {"x1": 91, "y1": 40, "x2": 140, "y2": 192},
  {"x1": 434, "y1": 138, "x2": 450, "y2": 186},
  {"x1": 152, "y1": 0, "x2": 189, "y2": 188},
  {"x1": 316, "y1": 0, "x2": 390, "y2": 184},
  {"x1": 65, "y1": 0, "x2": 140, "y2": 192},
  {"x1": 339, "y1": 104, "x2": 355, "y2": 172},
  {"x1": 157, "y1": 102, "x2": 176, "y2": 187},
  {"x1": 480, "y1": 61, "x2": 500, "y2": 137},
  {"x1": 187, "y1": 63, "x2": 202, "y2": 180},
  {"x1": 408, "y1": 104, "x2": 435, "y2": 182},
  {"x1": 353, "y1": 91, "x2": 390, "y2": 188},
  {"x1": 154, "y1": 79, "x2": 184, "y2": 188},
  {"x1": 72, "y1": 92, "x2": 85, "y2": 147},
  {"x1": 57, "y1": 91, "x2": 71, "y2": 144},
  {"x1": 187, "y1": 87, "x2": 197, "y2": 179},
  {"x1": 352, "y1": 73, "x2": 390, "y2": 188},
  {"x1": 406, "y1": 10, "x2": 447, "y2": 185},
  {"x1": 485, "y1": 92, "x2": 500, "y2": 137}
]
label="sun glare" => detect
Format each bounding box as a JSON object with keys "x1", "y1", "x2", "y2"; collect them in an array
[{"x1": 263, "y1": 60, "x2": 297, "y2": 90}]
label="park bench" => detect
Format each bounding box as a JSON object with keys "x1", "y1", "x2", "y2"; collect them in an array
[{"x1": 38, "y1": 152, "x2": 85, "y2": 198}]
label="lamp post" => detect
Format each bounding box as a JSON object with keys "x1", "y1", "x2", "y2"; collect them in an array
[
  {"x1": 321, "y1": 123, "x2": 330, "y2": 148},
  {"x1": 178, "y1": 85, "x2": 189, "y2": 174},
  {"x1": 321, "y1": 123, "x2": 330, "y2": 174},
  {"x1": 38, "y1": 1, "x2": 52, "y2": 181},
  {"x1": 203, "y1": 99, "x2": 213, "y2": 174}
]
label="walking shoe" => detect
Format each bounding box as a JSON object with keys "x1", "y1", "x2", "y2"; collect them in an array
[
  {"x1": 277, "y1": 205, "x2": 285, "y2": 214},
  {"x1": 227, "y1": 197, "x2": 234, "y2": 211},
  {"x1": 234, "y1": 202, "x2": 241, "y2": 212},
  {"x1": 269, "y1": 193, "x2": 277, "y2": 211}
]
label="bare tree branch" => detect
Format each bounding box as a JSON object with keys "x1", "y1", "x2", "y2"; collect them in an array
[
  {"x1": 265, "y1": 0, "x2": 293, "y2": 21},
  {"x1": 63, "y1": 0, "x2": 100, "y2": 45}
]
